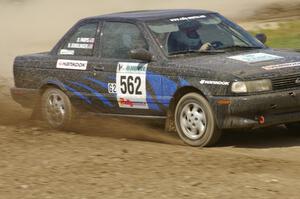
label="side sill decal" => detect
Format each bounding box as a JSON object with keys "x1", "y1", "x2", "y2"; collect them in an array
[
  {"x1": 64, "y1": 84, "x2": 92, "y2": 105},
  {"x1": 69, "y1": 81, "x2": 113, "y2": 107}
]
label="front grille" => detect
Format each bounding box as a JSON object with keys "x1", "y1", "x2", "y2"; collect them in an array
[{"x1": 272, "y1": 74, "x2": 300, "y2": 90}]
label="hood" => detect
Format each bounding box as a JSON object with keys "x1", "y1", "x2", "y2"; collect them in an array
[{"x1": 170, "y1": 48, "x2": 300, "y2": 80}]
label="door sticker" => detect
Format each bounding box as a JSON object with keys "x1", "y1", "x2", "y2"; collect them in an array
[
  {"x1": 67, "y1": 43, "x2": 94, "y2": 49},
  {"x1": 108, "y1": 83, "x2": 117, "y2": 94},
  {"x1": 59, "y1": 49, "x2": 75, "y2": 55},
  {"x1": 76, "y1": 37, "x2": 95, "y2": 43},
  {"x1": 116, "y1": 62, "x2": 148, "y2": 109},
  {"x1": 56, "y1": 59, "x2": 88, "y2": 70}
]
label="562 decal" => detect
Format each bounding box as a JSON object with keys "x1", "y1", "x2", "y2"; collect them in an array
[
  {"x1": 108, "y1": 83, "x2": 117, "y2": 94},
  {"x1": 116, "y1": 62, "x2": 148, "y2": 109},
  {"x1": 120, "y1": 76, "x2": 142, "y2": 95}
]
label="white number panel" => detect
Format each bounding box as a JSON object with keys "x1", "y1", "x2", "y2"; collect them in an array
[{"x1": 116, "y1": 62, "x2": 148, "y2": 109}]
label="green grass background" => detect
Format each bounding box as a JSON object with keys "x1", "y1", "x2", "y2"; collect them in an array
[{"x1": 252, "y1": 20, "x2": 300, "y2": 50}]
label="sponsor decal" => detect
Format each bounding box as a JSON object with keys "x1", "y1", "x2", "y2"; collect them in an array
[
  {"x1": 68, "y1": 43, "x2": 94, "y2": 49},
  {"x1": 200, "y1": 80, "x2": 230, "y2": 86},
  {"x1": 116, "y1": 62, "x2": 148, "y2": 109},
  {"x1": 228, "y1": 53, "x2": 283, "y2": 63},
  {"x1": 108, "y1": 83, "x2": 117, "y2": 94},
  {"x1": 119, "y1": 98, "x2": 148, "y2": 108},
  {"x1": 170, "y1": 15, "x2": 206, "y2": 22},
  {"x1": 262, "y1": 62, "x2": 300, "y2": 70},
  {"x1": 56, "y1": 59, "x2": 88, "y2": 70},
  {"x1": 59, "y1": 49, "x2": 75, "y2": 55},
  {"x1": 119, "y1": 98, "x2": 134, "y2": 107},
  {"x1": 76, "y1": 37, "x2": 95, "y2": 43}
]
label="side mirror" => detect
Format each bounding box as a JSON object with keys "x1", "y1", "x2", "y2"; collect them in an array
[
  {"x1": 255, "y1": 33, "x2": 267, "y2": 44},
  {"x1": 129, "y1": 49, "x2": 153, "y2": 62}
]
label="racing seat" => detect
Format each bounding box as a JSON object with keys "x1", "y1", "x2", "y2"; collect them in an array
[{"x1": 167, "y1": 32, "x2": 181, "y2": 54}]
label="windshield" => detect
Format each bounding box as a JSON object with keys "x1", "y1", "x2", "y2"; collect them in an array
[{"x1": 147, "y1": 13, "x2": 265, "y2": 56}]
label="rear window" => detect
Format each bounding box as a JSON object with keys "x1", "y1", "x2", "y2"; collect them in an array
[
  {"x1": 100, "y1": 22, "x2": 148, "y2": 59},
  {"x1": 58, "y1": 23, "x2": 98, "y2": 56}
]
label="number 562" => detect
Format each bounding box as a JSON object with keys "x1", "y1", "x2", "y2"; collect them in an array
[{"x1": 120, "y1": 75, "x2": 142, "y2": 95}]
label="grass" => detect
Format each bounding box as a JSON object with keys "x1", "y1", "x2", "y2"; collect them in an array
[{"x1": 252, "y1": 20, "x2": 300, "y2": 50}]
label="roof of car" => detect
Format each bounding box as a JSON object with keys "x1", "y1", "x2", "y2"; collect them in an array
[{"x1": 87, "y1": 9, "x2": 215, "y2": 22}]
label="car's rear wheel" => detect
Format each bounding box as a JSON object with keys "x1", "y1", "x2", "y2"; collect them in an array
[
  {"x1": 174, "y1": 93, "x2": 221, "y2": 147},
  {"x1": 41, "y1": 88, "x2": 76, "y2": 130}
]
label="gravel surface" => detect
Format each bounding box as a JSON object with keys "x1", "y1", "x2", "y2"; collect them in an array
[{"x1": 1, "y1": 84, "x2": 300, "y2": 199}]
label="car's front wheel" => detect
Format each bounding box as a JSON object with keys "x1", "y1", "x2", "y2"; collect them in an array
[
  {"x1": 41, "y1": 88, "x2": 76, "y2": 130},
  {"x1": 174, "y1": 93, "x2": 221, "y2": 147}
]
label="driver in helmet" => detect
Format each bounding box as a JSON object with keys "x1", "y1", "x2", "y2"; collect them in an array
[{"x1": 168, "y1": 20, "x2": 212, "y2": 53}]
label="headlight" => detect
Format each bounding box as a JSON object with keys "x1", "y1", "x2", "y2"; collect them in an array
[{"x1": 231, "y1": 79, "x2": 272, "y2": 93}]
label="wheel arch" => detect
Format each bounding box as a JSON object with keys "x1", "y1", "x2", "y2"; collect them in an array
[
  {"x1": 39, "y1": 80, "x2": 67, "y2": 96},
  {"x1": 165, "y1": 86, "x2": 210, "y2": 132},
  {"x1": 169, "y1": 86, "x2": 209, "y2": 113}
]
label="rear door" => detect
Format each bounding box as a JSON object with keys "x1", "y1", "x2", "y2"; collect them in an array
[{"x1": 54, "y1": 21, "x2": 108, "y2": 112}]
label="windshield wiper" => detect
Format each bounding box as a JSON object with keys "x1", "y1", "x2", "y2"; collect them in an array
[
  {"x1": 169, "y1": 49, "x2": 225, "y2": 56},
  {"x1": 220, "y1": 45, "x2": 263, "y2": 50}
]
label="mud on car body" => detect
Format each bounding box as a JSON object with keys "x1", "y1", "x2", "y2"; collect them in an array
[{"x1": 11, "y1": 9, "x2": 300, "y2": 147}]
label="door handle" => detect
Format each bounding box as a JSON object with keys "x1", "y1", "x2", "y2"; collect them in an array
[{"x1": 94, "y1": 66, "x2": 104, "y2": 71}]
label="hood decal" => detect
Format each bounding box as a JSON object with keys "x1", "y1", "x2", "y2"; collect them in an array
[
  {"x1": 262, "y1": 62, "x2": 300, "y2": 70},
  {"x1": 228, "y1": 53, "x2": 283, "y2": 63}
]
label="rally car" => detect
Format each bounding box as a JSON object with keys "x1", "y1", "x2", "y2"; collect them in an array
[{"x1": 11, "y1": 9, "x2": 300, "y2": 147}]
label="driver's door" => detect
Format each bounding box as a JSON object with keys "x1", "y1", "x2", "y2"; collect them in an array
[{"x1": 93, "y1": 21, "x2": 164, "y2": 116}]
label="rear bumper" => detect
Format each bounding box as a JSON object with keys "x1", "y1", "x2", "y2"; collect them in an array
[
  {"x1": 11, "y1": 87, "x2": 39, "y2": 108},
  {"x1": 211, "y1": 89, "x2": 300, "y2": 129}
]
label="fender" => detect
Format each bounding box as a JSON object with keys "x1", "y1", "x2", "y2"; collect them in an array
[{"x1": 39, "y1": 78, "x2": 67, "y2": 92}]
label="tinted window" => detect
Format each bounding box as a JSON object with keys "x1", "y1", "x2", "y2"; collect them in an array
[
  {"x1": 101, "y1": 22, "x2": 148, "y2": 59},
  {"x1": 59, "y1": 23, "x2": 98, "y2": 56}
]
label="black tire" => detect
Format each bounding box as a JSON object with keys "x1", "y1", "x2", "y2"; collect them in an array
[
  {"x1": 174, "y1": 93, "x2": 221, "y2": 147},
  {"x1": 41, "y1": 88, "x2": 76, "y2": 130}
]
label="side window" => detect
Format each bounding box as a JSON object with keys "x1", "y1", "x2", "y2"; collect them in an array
[
  {"x1": 101, "y1": 22, "x2": 148, "y2": 59},
  {"x1": 59, "y1": 23, "x2": 98, "y2": 56},
  {"x1": 197, "y1": 24, "x2": 234, "y2": 47}
]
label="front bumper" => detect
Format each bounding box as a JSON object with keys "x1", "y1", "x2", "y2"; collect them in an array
[
  {"x1": 211, "y1": 89, "x2": 300, "y2": 129},
  {"x1": 11, "y1": 87, "x2": 39, "y2": 108}
]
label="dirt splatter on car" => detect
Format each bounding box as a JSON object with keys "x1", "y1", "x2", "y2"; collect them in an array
[{"x1": 11, "y1": 10, "x2": 300, "y2": 147}]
